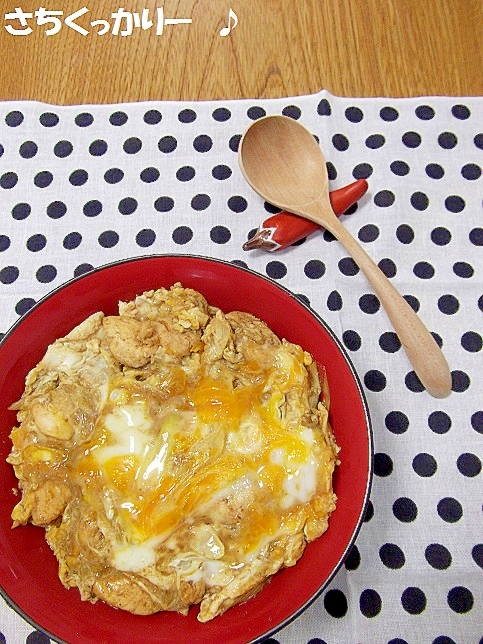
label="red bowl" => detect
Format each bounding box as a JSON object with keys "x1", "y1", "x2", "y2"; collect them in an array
[{"x1": 0, "y1": 255, "x2": 372, "y2": 644}]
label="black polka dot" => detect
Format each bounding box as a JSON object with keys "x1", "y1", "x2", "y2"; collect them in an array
[
  {"x1": 0, "y1": 143, "x2": 3, "y2": 157},
  {"x1": 388, "y1": 639, "x2": 408, "y2": 644},
  {"x1": 338, "y1": 257, "x2": 359, "y2": 276},
  {"x1": 379, "y1": 331, "x2": 401, "y2": 353},
  {"x1": 123, "y1": 137, "x2": 142, "y2": 154},
  {"x1": 15, "y1": 298, "x2": 35, "y2": 315},
  {"x1": 193, "y1": 134, "x2": 213, "y2": 153},
  {"x1": 413, "y1": 453, "x2": 437, "y2": 477},
  {"x1": 191, "y1": 194, "x2": 211, "y2": 211},
  {"x1": 324, "y1": 589, "x2": 348, "y2": 617},
  {"x1": 39, "y1": 112, "x2": 59, "y2": 127},
  {"x1": 172, "y1": 226, "x2": 193, "y2": 244},
  {"x1": 358, "y1": 224, "x2": 380, "y2": 242},
  {"x1": 89, "y1": 139, "x2": 108, "y2": 156},
  {"x1": 472, "y1": 544, "x2": 483, "y2": 568},
  {"x1": 470, "y1": 228, "x2": 483, "y2": 246},
  {"x1": 415, "y1": 104, "x2": 435, "y2": 120},
  {"x1": 317, "y1": 98, "x2": 331, "y2": 116},
  {"x1": 158, "y1": 136, "x2": 177, "y2": 153},
  {"x1": 178, "y1": 108, "x2": 197, "y2": 123},
  {"x1": 143, "y1": 109, "x2": 162, "y2": 124},
  {"x1": 210, "y1": 226, "x2": 231, "y2": 244},
  {"x1": 53, "y1": 140, "x2": 73, "y2": 158},
  {"x1": 12, "y1": 202, "x2": 31, "y2": 220},
  {"x1": 0, "y1": 234, "x2": 10, "y2": 251},
  {"x1": 212, "y1": 107, "x2": 231, "y2": 122},
  {"x1": 425, "y1": 544, "x2": 452, "y2": 570},
  {"x1": 380, "y1": 543, "x2": 405, "y2": 569},
  {"x1": 393, "y1": 497, "x2": 417, "y2": 522},
  {"x1": 266, "y1": 261, "x2": 287, "y2": 280},
  {"x1": 26, "y1": 630, "x2": 51, "y2": 644},
  {"x1": 438, "y1": 132, "x2": 458, "y2": 149},
  {"x1": 109, "y1": 111, "x2": 128, "y2": 126},
  {"x1": 342, "y1": 330, "x2": 361, "y2": 351},
  {"x1": 396, "y1": 224, "x2": 414, "y2": 244},
  {"x1": 380, "y1": 106, "x2": 399, "y2": 121},
  {"x1": 385, "y1": 411, "x2": 409, "y2": 434},
  {"x1": 453, "y1": 261, "x2": 474, "y2": 278},
  {"x1": 69, "y1": 169, "x2": 88, "y2": 186},
  {"x1": 104, "y1": 168, "x2": 124, "y2": 184},
  {"x1": 461, "y1": 163, "x2": 481, "y2": 180},
  {"x1": 345, "y1": 106, "x2": 364, "y2": 122},
  {"x1": 26, "y1": 234, "x2": 47, "y2": 252},
  {"x1": 326, "y1": 161, "x2": 337, "y2": 181},
  {"x1": 282, "y1": 105, "x2": 302, "y2": 120},
  {"x1": 352, "y1": 163, "x2": 373, "y2": 179},
  {"x1": 473, "y1": 133, "x2": 483, "y2": 150},
  {"x1": 413, "y1": 261, "x2": 435, "y2": 279},
  {"x1": 212, "y1": 164, "x2": 232, "y2": 180},
  {"x1": 136, "y1": 229, "x2": 156, "y2": 248},
  {"x1": 154, "y1": 196, "x2": 174, "y2": 212},
  {"x1": 19, "y1": 140, "x2": 38, "y2": 158},
  {"x1": 410, "y1": 191, "x2": 429, "y2": 211},
  {"x1": 425, "y1": 163, "x2": 445, "y2": 179},
  {"x1": 456, "y1": 453, "x2": 481, "y2": 477},
  {"x1": 428, "y1": 411, "x2": 451, "y2": 434},
  {"x1": 438, "y1": 294, "x2": 459, "y2": 314},
  {"x1": 374, "y1": 190, "x2": 395, "y2": 207},
  {"x1": 247, "y1": 106, "x2": 266, "y2": 120},
  {"x1": 365, "y1": 133, "x2": 385, "y2": 149},
  {"x1": 405, "y1": 371, "x2": 425, "y2": 393},
  {"x1": 47, "y1": 201, "x2": 67, "y2": 219},
  {"x1": 63, "y1": 232, "x2": 82, "y2": 249},
  {"x1": 140, "y1": 167, "x2": 160, "y2": 183},
  {"x1": 447, "y1": 587, "x2": 473, "y2": 613},
  {"x1": 34, "y1": 171, "x2": 54, "y2": 188},
  {"x1": 74, "y1": 263, "x2": 94, "y2": 276},
  {"x1": 471, "y1": 411, "x2": 483, "y2": 434},
  {"x1": 402, "y1": 131, "x2": 421, "y2": 148},
  {"x1": 327, "y1": 290, "x2": 342, "y2": 311},
  {"x1": 304, "y1": 259, "x2": 325, "y2": 279},
  {"x1": 332, "y1": 133, "x2": 349, "y2": 151},
  {"x1": 176, "y1": 166, "x2": 196, "y2": 182},
  {"x1": 36, "y1": 264, "x2": 57, "y2": 283},
  {"x1": 461, "y1": 331, "x2": 482, "y2": 352},
  {"x1": 98, "y1": 230, "x2": 119, "y2": 248},
  {"x1": 431, "y1": 227, "x2": 451, "y2": 245},
  {"x1": 1, "y1": 172, "x2": 18, "y2": 189},
  {"x1": 83, "y1": 200, "x2": 102, "y2": 217},
  {"x1": 437, "y1": 497, "x2": 462, "y2": 523},
  {"x1": 452, "y1": 104, "x2": 471, "y2": 119},
  {"x1": 378, "y1": 258, "x2": 397, "y2": 278},
  {"x1": 364, "y1": 370, "x2": 386, "y2": 392},
  {"x1": 403, "y1": 294, "x2": 420, "y2": 312},
  {"x1": 75, "y1": 112, "x2": 94, "y2": 127},
  {"x1": 118, "y1": 197, "x2": 138, "y2": 215},
  {"x1": 0, "y1": 266, "x2": 19, "y2": 284},
  {"x1": 344, "y1": 544, "x2": 361, "y2": 570},
  {"x1": 229, "y1": 134, "x2": 241, "y2": 152},
  {"x1": 359, "y1": 294, "x2": 380, "y2": 314},
  {"x1": 390, "y1": 160, "x2": 410, "y2": 176},
  {"x1": 374, "y1": 452, "x2": 393, "y2": 476},
  {"x1": 401, "y1": 587, "x2": 426, "y2": 614},
  {"x1": 227, "y1": 196, "x2": 248, "y2": 213},
  {"x1": 445, "y1": 195, "x2": 465, "y2": 213},
  {"x1": 359, "y1": 589, "x2": 382, "y2": 617},
  {"x1": 5, "y1": 110, "x2": 24, "y2": 127},
  {"x1": 364, "y1": 500, "x2": 374, "y2": 522}
]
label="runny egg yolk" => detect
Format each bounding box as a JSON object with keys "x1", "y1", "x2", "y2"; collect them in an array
[{"x1": 74, "y1": 360, "x2": 323, "y2": 558}]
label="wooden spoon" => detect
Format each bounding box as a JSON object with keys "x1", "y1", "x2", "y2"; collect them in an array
[{"x1": 239, "y1": 115, "x2": 452, "y2": 398}]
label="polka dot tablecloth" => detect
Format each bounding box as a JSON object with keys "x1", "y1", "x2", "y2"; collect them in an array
[{"x1": 0, "y1": 91, "x2": 482, "y2": 644}]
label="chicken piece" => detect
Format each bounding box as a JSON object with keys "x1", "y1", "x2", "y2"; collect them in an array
[
  {"x1": 201, "y1": 311, "x2": 232, "y2": 363},
  {"x1": 12, "y1": 479, "x2": 72, "y2": 527}
]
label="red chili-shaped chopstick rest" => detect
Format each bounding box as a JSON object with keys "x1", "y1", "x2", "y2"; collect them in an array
[{"x1": 243, "y1": 179, "x2": 369, "y2": 251}]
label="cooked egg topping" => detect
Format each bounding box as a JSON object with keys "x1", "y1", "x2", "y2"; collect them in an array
[{"x1": 9, "y1": 285, "x2": 338, "y2": 621}]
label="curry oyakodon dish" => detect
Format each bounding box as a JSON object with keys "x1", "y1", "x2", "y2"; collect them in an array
[{"x1": 7, "y1": 284, "x2": 339, "y2": 622}]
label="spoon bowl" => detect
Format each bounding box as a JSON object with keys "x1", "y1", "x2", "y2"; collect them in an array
[{"x1": 239, "y1": 115, "x2": 452, "y2": 399}]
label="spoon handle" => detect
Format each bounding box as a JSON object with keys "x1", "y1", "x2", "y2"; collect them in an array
[{"x1": 308, "y1": 202, "x2": 452, "y2": 398}]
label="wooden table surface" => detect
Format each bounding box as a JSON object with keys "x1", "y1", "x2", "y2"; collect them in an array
[{"x1": 0, "y1": 0, "x2": 482, "y2": 104}]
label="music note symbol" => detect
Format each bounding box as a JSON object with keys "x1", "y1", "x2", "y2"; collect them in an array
[{"x1": 219, "y1": 8, "x2": 238, "y2": 36}]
